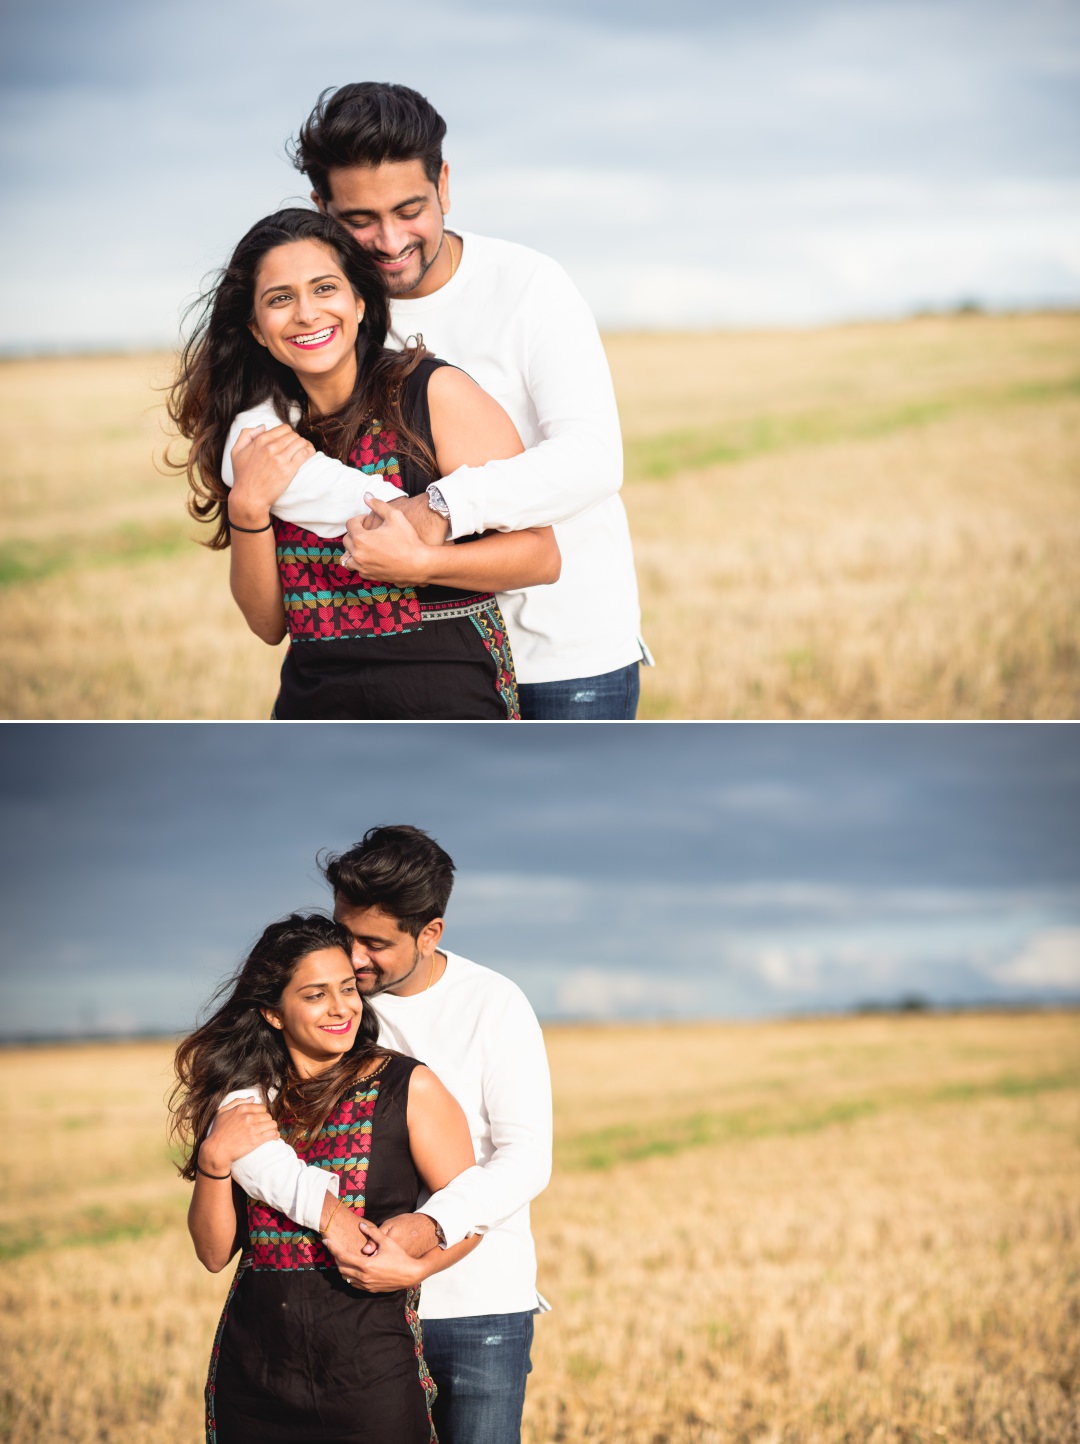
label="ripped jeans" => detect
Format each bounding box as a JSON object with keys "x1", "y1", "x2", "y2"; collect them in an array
[
  {"x1": 421, "y1": 1311, "x2": 535, "y2": 1444},
  {"x1": 517, "y1": 661, "x2": 640, "y2": 720}
]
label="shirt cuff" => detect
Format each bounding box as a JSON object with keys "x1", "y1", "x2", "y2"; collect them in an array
[
  {"x1": 419, "y1": 1166, "x2": 487, "y2": 1248},
  {"x1": 299, "y1": 1167, "x2": 339, "y2": 1232},
  {"x1": 432, "y1": 466, "x2": 481, "y2": 541}
]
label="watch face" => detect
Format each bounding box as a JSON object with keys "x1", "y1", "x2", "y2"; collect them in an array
[{"x1": 427, "y1": 485, "x2": 451, "y2": 517}]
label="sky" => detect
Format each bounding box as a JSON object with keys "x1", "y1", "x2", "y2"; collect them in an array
[
  {"x1": 0, "y1": 0, "x2": 1078, "y2": 350},
  {"x1": 1, "y1": 723, "x2": 1078, "y2": 1040}
]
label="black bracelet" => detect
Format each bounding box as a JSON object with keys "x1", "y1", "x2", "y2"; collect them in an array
[
  {"x1": 228, "y1": 513, "x2": 273, "y2": 534},
  {"x1": 196, "y1": 1163, "x2": 232, "y2": 1181}
]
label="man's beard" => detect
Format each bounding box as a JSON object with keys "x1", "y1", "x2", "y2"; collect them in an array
[
  {"x1": 359, "y1": 942, "x2": 422, "y2": 994},
  {"x1": 382, "y1": 232, "x2": 445, "y2": 296}
]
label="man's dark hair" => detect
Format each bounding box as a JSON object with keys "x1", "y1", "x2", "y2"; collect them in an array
[
  {"x1": 291, "y1": 83, "x2": 448, "y2": 201},
  {"x1": 322, "y1": 825, "x2": 455, "y2": 937}
]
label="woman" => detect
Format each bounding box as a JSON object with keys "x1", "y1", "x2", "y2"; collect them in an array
[
  {"x1": 169, "y1": 209, "x2": 560, "y2": 719},
  {"x1": 170, "y1": 913, "x2": 478, "y2": 1443}
]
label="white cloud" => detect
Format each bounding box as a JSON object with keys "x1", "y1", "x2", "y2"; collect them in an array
[
  {"x1": 988, "y1": 929, "x2": 1080, "y2": 989},
  {"x1": 452, "y1": 871, "x2": 1080, "y2": 927},
  {"x1": 754, "y1": 946, "x2": 823, "y2": 991},
  {"x1": 554, "y1": 967, "x2": 699, "y2": 1018}
]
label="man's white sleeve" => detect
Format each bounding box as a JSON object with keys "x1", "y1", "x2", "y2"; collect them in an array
[
  {"x1": 420, "y1": 990, "x2": 553, "y2": 1248},
  {"x1": 216, "y1": 1087, "x2": 338, "y2": 1231},
  {"x1": 221, "y1": 402, "x2": 405, "y2": 539},
  {"x1": 435, "y1": 261, "x2": 623, "y2": 538}
]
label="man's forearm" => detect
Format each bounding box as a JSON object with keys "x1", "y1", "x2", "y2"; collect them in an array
[
  {"x1": 230, "y1": 1141, "x2": 337, "y2": 1231},
  {"x1": 437, "y1": 431, "x2": 622, "y2": 538},
  {"x1": 418, "y1": 1139, "x2": 552, "y2": 1248}
]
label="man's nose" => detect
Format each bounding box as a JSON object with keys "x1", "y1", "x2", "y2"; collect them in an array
[{"x1": 376, "y1": 217, "x2": 409, "y2": 258}]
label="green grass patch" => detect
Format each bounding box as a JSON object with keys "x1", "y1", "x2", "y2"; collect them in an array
[
  {"x1": 557, "y1": 1069, "x2": 1080, "y2": 1172},
  {"x1": 0, "y1": 521, "x2": 194, "y2": 589},
  {"x1": 931, "y1": 1070, "x2": 1079, "y2": 1103},
  {"x1": 623, "y1": 373, "x2": 1080, "y2": 482},
  {"x1": 0, "y1": 1197, "x2": 188, "y2": 1261}
]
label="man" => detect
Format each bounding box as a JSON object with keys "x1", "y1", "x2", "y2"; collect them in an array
[
  {"x1": 274, "y1": 81, "x2": 649, "y2": 719},
  {"x1": 216, "y1": 826, "x2": 552, "y2": 1444}
]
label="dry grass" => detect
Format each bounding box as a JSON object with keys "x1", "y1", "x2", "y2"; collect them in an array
[
  {"x1": 1, "y1": 1012, "x2": 1077, "y2": 1442},
  {"x1": 0, "y1": 313, "x2": 1077, "y2": 718}
]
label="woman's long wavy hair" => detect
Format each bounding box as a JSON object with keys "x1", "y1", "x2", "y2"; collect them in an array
[
  {"x1": 166, "y1": 208, "x2": 434, "y2": 550},
  {"x1": 169, "y1": 912, "x2": 383, "y2": 1181}
]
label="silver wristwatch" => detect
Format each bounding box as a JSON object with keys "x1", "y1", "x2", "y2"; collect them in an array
[{"x1": 426, "y1": 483, "x2": 452, "y2": 521}]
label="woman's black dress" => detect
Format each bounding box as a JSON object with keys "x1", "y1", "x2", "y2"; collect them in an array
[
  {"x1": 271, "y1": 357, "x2": 519, "y2": 720},
  {"x1": 205, "y1": 1055, "x2": 435, "y2": 1444}
]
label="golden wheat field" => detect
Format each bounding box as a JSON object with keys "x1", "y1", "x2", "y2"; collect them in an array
[
  {"x1": 1, "y1": 1011, "x2": 1077, "y2": 1443},
  {"x1": 0, "y1": 312, "x2": 1077, "y2": 719}
]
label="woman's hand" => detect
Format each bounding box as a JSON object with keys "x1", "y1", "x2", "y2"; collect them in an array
[
  {"x1": 335, "y1": 1218, "x2": 427, "y2": 1292},
  {"x1": 199, "y1": 1100, "x2": 279, "y2": 1177},
  {"x1": 230, "y1": 423, "x2": 315, "y2": 527},
  {"x1": 341, "y1": 496, "x2": 437, "y2": 586}
]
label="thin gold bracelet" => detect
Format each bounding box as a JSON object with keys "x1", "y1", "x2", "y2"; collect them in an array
[{"x1": 323, "y1": 1195, "x2": 344, "y2": 1231}]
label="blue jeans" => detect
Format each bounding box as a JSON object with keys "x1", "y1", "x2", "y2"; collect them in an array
[
  {"x1": 517, "y1": 661, "x2": 640, "y2": 720},
  {"x1": 421, "y1": 1311, "x2": 534, "y2": 1444}
]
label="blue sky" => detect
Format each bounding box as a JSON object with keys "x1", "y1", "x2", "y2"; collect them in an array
[
  {"x1": 0, "y1": 0, "x2": 1077, "y2": 349},
  {"x1": 1, "y1": 723, "x2": 1077, "y2": 1039}
]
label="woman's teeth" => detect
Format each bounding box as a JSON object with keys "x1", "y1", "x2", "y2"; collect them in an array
[{"x1": 289, "y1": 327, "x2": 335, "y2": 347}]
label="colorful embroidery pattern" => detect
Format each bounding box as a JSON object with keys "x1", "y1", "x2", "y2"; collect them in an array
[
  {"x1": 405, "y1": 1285, "x2": 438, "y2": 1441},
  {"x1": 468, "y1": 601, "x2": 520, "y2": 719},
  {"x1": 353, "y1": 421, "x2": 399, "y2": 477},
  {"x1": 247, "y1": 1078, "x2": 381, "y2": 1271},
  {"x1": 275, "y1": 424, "x2": 420, "y2": 642}
]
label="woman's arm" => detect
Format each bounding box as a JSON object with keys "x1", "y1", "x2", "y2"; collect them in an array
[
  {"x1": 189, "y1": 1097, "x2": 282, "y2": 1270},
  {"x1": 340, "y1": 368, "x2": 561, "y2": 590},
  {"x1": 226, "y1": 424, "x2": 314, "y2": 644}
]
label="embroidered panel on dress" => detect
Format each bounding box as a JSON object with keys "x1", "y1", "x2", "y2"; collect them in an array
[
  {"x1": 247, "y1": 1079, "x2": 380, "y2": 1271},
  {"x1": 275, "y1": 423, "x2": 422, "y2": 642},
  {"x1": 404, "y1": 1284, "x2": 438, "y2": 1440},
  {"x1": 468, "y1": 602, "x2": 520, "y2": 720}
]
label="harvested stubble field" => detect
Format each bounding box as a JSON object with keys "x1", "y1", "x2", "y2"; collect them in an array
[
  {"x1": 0, "y1": 312, "x2": 1077, "y2": 719},
  {"x1": 0, "y1": 1011, "x2": 1077, "y2": 1443}
]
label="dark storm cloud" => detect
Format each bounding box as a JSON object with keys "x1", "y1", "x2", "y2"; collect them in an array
[{"x1": 1, "y1": 725, "x2": 1078, "y2": 1036}]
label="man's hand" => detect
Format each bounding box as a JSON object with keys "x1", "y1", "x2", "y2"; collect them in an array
[
  {"x1": 369, "y1": 1212, "x2": 440, "y2": 1259},
  {"x1": 335, "y1": 1218, "x2": 427, "y2": 1293},
  {"x1": 341, "y1": 497, "x2": 434, "y2": 585},
  {"x1": 358, "y1": 491, "x2": 450, "y2": 546},
  {"x1": 229, "y1": 423, "x2": 315, "y2": 525},
  {"x1": 199, "y1": 1100, "x2": 279, "y2": 1176},
  {"x1": 321, "y1": 1207, "x2": 438, "y2": 1269}
]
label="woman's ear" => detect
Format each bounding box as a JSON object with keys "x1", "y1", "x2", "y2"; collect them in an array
[
  {"x1": 248, "y1": 320, "x2": 269, "y2": 349},
  {"x1": 356, "y1": 302, "x2": 365, "y2": 326},
  {"x1": 260, "y1": 1007, "x2": 284, "y2": 1030}
]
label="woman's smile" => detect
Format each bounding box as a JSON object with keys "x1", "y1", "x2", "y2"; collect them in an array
[
  {"x1": 318, "y1": 1018, "x2": 353, "y2": 1034},
  {"x1": 287, "y1": 325, "x2": 339, "y2": 350}
]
